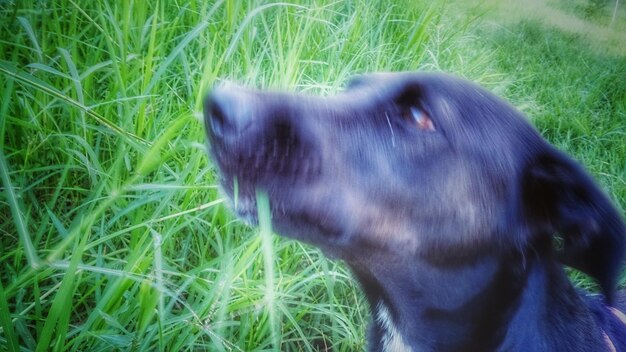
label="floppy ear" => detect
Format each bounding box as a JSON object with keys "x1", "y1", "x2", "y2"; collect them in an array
[{"x1": 523, "y1": 151, "x2": 625, "y2": 304}]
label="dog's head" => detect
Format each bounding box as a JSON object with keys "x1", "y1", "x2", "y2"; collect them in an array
[{"x1": 204, "y1": 72, "x2": 624, "y2": 301}]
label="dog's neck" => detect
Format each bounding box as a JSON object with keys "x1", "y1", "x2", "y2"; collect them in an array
[
  {"x1": 348, "y1": 246, "x2": 608, "y2": 352},
  {"x1": 498, "y1": 254, "x2": 608, "y2": 351}
]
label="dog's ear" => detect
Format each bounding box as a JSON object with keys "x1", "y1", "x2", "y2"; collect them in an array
[{"x1": 523, "y1": 151, "x2": 625, "y2": 304}]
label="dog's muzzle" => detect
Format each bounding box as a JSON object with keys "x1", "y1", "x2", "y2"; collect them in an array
[{"x1": 204, "y1": 83, "x2": 321, "y2": 186}]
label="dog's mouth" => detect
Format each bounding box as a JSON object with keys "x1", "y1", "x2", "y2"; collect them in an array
[
  {"x1": 212, "y1": 133, "x2": 349, "y2": 251},
  {"x1": 211, "y1": 120, "x2": 321, "y2": 188}
]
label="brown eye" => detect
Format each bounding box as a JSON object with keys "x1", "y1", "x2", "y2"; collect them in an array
[{"x1": 406, "y1": 107, "x2": 435, "y2": 132}]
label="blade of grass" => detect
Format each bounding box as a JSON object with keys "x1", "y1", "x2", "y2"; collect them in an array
[
  {"x1": 35, "y1": 218, "x2": 90, "y2": 352},
  {"x1": 136, "y1": 1, "x2": 161, "y2": 137},
  {"x1": 17, "y1": 16, "x2": 43, "y2": 62},
  {"x1": 0, "y1": 149, "x2": 41, "y2": 268},
  {"x1": 0, "y1": 53, "x2": 16, "y2": 145},
  {"x1": 256, "y1": 191, "x2": 279, "y2": 350},
  {"x1": 0, "y1": 277, "x2": 19, "y2": 352},
  {"x1": 59, "y1": 47, "x2": 87, "y2": 141},
  {"x1": 136, "y1": 113, "x2": 191, "y2": 177}
]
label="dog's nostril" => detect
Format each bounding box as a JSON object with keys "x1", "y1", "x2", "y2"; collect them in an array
[
  {"x1": 205, "y1": 83, "x2": 255, "y2": 141},
  {"x1": 209, "y1": 101, "x2": 228, "y2": 138}
]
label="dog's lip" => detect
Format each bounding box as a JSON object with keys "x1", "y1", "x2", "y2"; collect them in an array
[
  {"x1": 213, "y1": 153, "x2": 322, "y2": 198},
  {"x1": 218, "y1": 177, "x2": 347, "y2": 240}
]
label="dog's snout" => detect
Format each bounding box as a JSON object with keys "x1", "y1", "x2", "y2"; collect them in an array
[
  {"x1": 204, "y1": 81, "x2": 322, "y2": 185},
  {"x1": 205, "y1": 82, "x2": 254, "y2": 142}
]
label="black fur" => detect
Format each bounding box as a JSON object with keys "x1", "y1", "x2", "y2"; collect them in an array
[{"x1": 204, "y1": 72, "x2": 626, "y2": 351}]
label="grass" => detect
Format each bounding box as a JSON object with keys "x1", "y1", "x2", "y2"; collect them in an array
[
  {"x1": 449, "y1": 0, "x2": 626, "y2": 55},
  {"x1": 0, "y1": 0, "x2": 624, "y2": 351}
]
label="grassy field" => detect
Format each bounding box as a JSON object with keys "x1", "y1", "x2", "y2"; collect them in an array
[{"x1": 0, "y1": 0, "x2": 624, "y2": 351}]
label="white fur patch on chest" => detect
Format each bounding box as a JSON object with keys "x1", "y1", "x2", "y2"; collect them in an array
[{"x1": 375, "y1": 302, "x2": 414, "y2": 352}]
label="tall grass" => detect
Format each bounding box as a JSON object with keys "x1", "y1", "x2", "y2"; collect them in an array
[
  {"x1": 0, "y1": 1, "x2": 468, "y2": 350},
  {"x1": 489, "y1": 21, "x2": 626, "y2": 209},
  {"x1": 1, "y1": 0, "x2": 624, "y2": 351}
]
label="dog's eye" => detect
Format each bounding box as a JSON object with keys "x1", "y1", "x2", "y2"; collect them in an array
[{"x1": 403, "y1": 106, "x2": 435, "y2": 132}]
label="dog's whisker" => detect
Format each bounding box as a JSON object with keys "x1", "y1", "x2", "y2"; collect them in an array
[{"x1": 385, "y1": 111, "x2": 396, "y2": 148}]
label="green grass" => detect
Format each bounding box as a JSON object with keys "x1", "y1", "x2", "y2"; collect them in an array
[
  {"x1": 488, "y1": 21, "x2": 626, "y2": 206},
  {"x1": 0, "y1": 0, "x2": 624, "y2": 351}
]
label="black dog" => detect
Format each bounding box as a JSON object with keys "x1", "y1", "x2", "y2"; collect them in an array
[{"x1": 204, "y1": 72, "x2": 626, "y2": 351}]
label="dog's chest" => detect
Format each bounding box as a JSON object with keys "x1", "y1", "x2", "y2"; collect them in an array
[{"x1": 375, "y1": 302, "x2": 414, "y2": 352}]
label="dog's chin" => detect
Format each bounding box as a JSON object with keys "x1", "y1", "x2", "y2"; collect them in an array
[
  {"x1": 233, "y1": 204, "x2": 259, "y2": 226},
  {"x1": 219, "y1": 186, "x2": 259, "y2": 226}
]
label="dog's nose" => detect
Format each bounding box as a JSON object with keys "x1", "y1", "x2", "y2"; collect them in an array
[{"x1": 204, "y1": 82, "x2": 255, "y2": 142}]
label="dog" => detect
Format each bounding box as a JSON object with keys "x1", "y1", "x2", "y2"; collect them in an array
[{"x1": 204, "y1": 72, "x2": 626, "y2": 351}]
